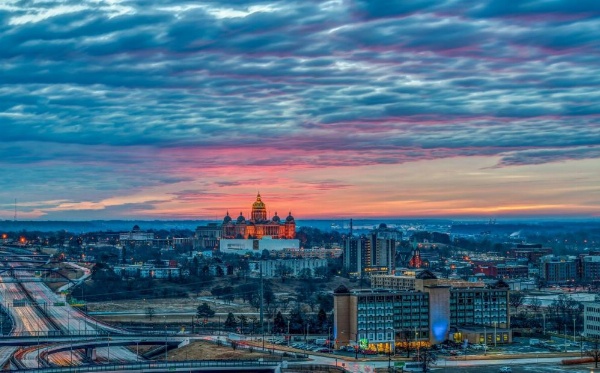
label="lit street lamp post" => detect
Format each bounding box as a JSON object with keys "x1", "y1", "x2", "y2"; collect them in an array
[
  {"x1": 304, "y1": 324, "x2": 309, "y2": 353},
  {"x1": 352, "y1": 332, "x2": 358, "y2": 360},
  {"x1": 415, "y1": 327, "x2": 420, "y2": 360},
  {"x1": 494, "y1": 322, "x2": 497, "y2": 348},
  {"x1": 484, "y1": 327, "x2": 487, "y2": 356}
]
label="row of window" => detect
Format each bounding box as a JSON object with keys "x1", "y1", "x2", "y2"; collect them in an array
[
  {"x1": 479, "y1": 333, "x2": 509, "y2": 343},
  {"x1": 451, "y1": 291, "x2": 507, "y2": 297},
  {"x1": 357, "y1": 331, "x2": 431, "y2": 341},
  {"x1": 358, "y1": 295, "x2": 428, "y2": 303},
  {"x1": 357, "y1": 303, "x2": 427, "y2": 308}
]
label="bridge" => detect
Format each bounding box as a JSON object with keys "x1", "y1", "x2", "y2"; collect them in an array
[
  {"x1": 0, "y1": 267, "x2": 77, "y2": 284},
  {"x1": 15, "y1": 359, "x2": 283, "y2": 372},
  {"x1": 0, "y1": 334, "x2": 187, "y2": 347}
]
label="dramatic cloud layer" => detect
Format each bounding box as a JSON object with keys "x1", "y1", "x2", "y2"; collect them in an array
[{"x1": 1, "y1": 0, "x2": 599, "y2": 219}]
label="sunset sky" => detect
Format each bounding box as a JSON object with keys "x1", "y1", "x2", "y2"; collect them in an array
[{"x1": 1, "y1": 0, "x2": 599, "y2": 220}]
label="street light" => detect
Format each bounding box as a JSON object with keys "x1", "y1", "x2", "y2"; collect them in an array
[
  {"x1": 542, "y1": 312, "x2": 546, "y2": 335},
  {"x1": 304, "y1": 324, "x2": 309, "y2": 353},
  {"x1": 494, "y1": 322, "x2": 497, "y2": 348},
  {"x1": 354, "y1": 331, "x2": 359, "y2": 360},
  {"x1": 392, "y1": 327, "x2": 396, "y2": 357},
  {"x1": 484, "y1": 327, "x2": 487, "y2": 356},
  {"x1": 388, "y1": 327, "x2": 394, "y2": 372},
  {"x1": 415, "y1": 326, "x2": 420, "y2": 360},
  {"x1": 564, "y1": 325, "x2": 567, "y2": 352},
  {"x1": 165, "y1": 324, "x2": 168, "y2": 361}
]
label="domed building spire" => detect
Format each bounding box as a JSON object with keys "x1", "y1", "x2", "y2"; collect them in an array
[
  {"x1": 251, "y1": 192, "x2": 267, "y2": 221},
  {"x1": 220, "y1": 194, "x2": 296, "y2": 240}
]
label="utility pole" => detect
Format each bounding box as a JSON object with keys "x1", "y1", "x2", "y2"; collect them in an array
[{"x1": 259, "y1": 261, "x2": 264, "y2": 333}]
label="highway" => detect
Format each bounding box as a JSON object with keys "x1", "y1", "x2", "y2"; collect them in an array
[
  {"x1": 0, "y1": 250, "x2": 138, "y2": 368},
  {"x1": 0, "y1": 269, "x2": 56, "y2": 369}
]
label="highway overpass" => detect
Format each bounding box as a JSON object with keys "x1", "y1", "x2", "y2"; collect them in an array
[{"x1": 14, "y1": 359, "x2": 283, "y2": 373}]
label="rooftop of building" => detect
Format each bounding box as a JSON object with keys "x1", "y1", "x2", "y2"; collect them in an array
[{"x1": 334, "y1": 286, "x2": 427, "y2": 296}]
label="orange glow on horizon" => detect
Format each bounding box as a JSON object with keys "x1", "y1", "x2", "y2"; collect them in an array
[{"x1": 3, "y1": 157, "x2": 599, "y2": 220}]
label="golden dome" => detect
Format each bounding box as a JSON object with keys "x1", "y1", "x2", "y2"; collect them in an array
[{"x1": 252, "y1": 192, "x2": 266, "y2": 210}]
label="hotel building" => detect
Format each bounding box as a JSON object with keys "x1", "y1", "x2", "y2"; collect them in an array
[{"x1": 334, "y1": 271, "x2": 511, "y2": 351}]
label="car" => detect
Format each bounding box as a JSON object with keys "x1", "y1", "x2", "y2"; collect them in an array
[
  {"x1": 361, "y1": 349, "x2": 377, "y2": 355},
  {"x1": 448, "y1": 350, "x2": 459, "y2": 356},
  {"x1": 499, "y1": 367, "x2": 512, "y2": 373}
]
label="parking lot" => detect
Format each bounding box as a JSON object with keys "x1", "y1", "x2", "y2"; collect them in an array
[
  {"x1": 434, "y1": 363, "x2": 596, "y2": 373},
  {"x1": 467, "y1": 337, "x2": 588, "y2": 356},
  {"x1": 268, "y1": 335, "x2": 591, "y2": 359},
  {"x1": 265, "y1": 337, "x2": 336, "y2": 354}
]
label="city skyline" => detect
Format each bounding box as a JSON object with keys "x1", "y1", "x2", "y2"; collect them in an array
[{"x1": 1, "y1": 1, "x2": 599, "y2": 220}]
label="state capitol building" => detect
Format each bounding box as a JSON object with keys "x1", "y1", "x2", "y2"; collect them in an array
[{"x1": 221, "y1": 193, "x2": 296, "y2": 239}]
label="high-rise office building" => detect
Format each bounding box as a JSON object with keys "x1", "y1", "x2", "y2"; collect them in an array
[
  {"x1": 343, "y1": 224, "x2": 400, "y2": 276},
  {"x1": 343, "y1": 235, "x2": 370, "y2": 276},
  {"x1": 539, "y1": 255, "x2": 577, "y2": 284}
]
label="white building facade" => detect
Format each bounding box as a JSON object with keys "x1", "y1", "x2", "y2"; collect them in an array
[
  {"x1": 219, "y1": 237, "x2": 300, "y2": 255},
  {"x1": 584, "y1": 301, "x2": 600, "y2": 340},
  {"x1": 250, "y1": 258, "x2": 328, "y2": 278}
]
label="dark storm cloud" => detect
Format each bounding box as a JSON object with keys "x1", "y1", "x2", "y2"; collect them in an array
[
  {"x1": 1, "y1": 0, "x2": 599, "y2": 208},
  {"x1": 497, "y1": 146, "x2": 600, "y2": 167},
  {"x1": 472, "y1": 0, "x2": 600, "y2": 18},
  {"x1": 354, "y1": 0, "x2": 442, "y2": 19}
]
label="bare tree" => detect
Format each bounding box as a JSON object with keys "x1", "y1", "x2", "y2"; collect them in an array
[
  {"x1": 413, "y1": 347, "x2": 437, "y2": 372},
  {"x1": 529, "y1": 297, "x2": 542, "y2": 314},
  {"x1": 586, "y1": 337, "x2": 600, "y2": 368},
  {"x1": 509, "y1": 292, "x2": 525, "y2": 313}
]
